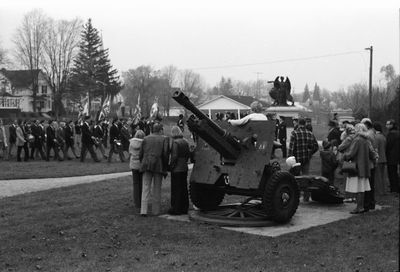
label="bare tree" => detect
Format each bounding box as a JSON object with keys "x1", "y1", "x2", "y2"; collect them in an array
[
  {"x1": 330, "y1": 84, "x2": 369, "y2": 118},
  {"x1": 42, "y1": 17, "x2": 82, "y2": 117},
  {"x1": 179, "y1": 69, "x2": 204, "y2": 105},
  {"x1": 161, "y1": 65, "x2": 178, "y2": 116},
  {"x1": 232, "y1": 80, "x2": 255, "y2": 96},
  {"x1": 380, "y1": 64, "x2": 396, "y2": 82},
  {"x1": 122, "y1": 66, "x2": 156, "y2": 116},
  {"x1": 0, "y1": 41, "x2": 9, "y2": 67},
  {"x1": 13, "y1": 9, "x2": 48, "y2": 112}
]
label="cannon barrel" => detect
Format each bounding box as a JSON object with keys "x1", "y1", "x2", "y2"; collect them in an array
[
  {"x1": 172, "y1": 91, "x2": 241, "y2": 160},
  {"x1": 173, "y1": 91, "x2": 226, "y2": 137}
]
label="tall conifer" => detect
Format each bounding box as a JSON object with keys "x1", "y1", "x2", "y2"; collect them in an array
[
  {"x1": 69, "y1": 19, "x2": 121, "y2": 111},
  {"x1": 303, "y1": 84, "x2": 310, "y2": 102}
]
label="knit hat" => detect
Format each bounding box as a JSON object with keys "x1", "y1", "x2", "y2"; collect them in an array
[{"x1": 286, "y1": 156, "x2": 301, "y2": 168}]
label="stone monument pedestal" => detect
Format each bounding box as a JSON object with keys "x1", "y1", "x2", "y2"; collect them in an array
[{"x1": 265, "y1": 105, "x2": 309, "y2": 119}]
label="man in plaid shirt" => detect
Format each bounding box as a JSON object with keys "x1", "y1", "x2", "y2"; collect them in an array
[
  {"x1": 288, "y1": 118, "x2": 319, "y2": 201},
  {"x1": 288, "y1": 118, "x2": 319, "y2": 175}
]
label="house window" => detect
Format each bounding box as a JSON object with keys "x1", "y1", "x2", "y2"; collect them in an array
[
  {"x1": 41, "y1": 85, "x2": 47, "y2": 94},
  {"x1": 39, "y1": 101, "x2": 45, "y2": 109},
  {"x1": 0, "y1": 79, "x2": 6, "y2": 93}
]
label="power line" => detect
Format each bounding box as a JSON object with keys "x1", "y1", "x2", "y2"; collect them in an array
[{"x1": 190, "y1": 50, "x2": 364, "y2": 70}]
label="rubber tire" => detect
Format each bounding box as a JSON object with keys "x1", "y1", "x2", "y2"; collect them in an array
[
  {"x1": 263, "y1": 171, "x2": 300, "y2": 223},
  {"x1": 189, "y1": 182, "x2": 225, "y2": 211},
  {"x1": 311, "y1": 190, "x2": 344, "y2": 204}
]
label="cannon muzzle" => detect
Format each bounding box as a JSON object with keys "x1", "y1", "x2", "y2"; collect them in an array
[{"x1": 173, "y1": 91, "x2": 241, "y2": 160}]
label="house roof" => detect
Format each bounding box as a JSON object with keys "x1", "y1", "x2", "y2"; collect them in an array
[
  {"x1": 225, "y1": 95, "x2": 267, "y2": 107},
  {"x1": 197, "y1": 95, "x2": 250, "y2": 110},
  {"x1": 0, "y1": 92, "x2": 17, "y2": 97},
  {"x1": 0, "y1": 69, "x2": 41, "y2": 88},
  {"x1": 197, "y1": 95, "x2": 268, "y2": 110}
]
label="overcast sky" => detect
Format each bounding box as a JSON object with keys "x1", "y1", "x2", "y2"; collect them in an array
[{"x1": 0, "y1": 0, "x2": 399, "y2": 93}]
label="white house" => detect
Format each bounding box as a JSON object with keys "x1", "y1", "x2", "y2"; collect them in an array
[
  {"x1": 197, "y1": 95, "x2": 266, "y2": 119},
  {"x1": 0, "y1": 69, "x2": 53, "y2": 113}
]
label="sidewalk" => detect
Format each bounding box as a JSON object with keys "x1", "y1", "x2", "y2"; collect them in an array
[{"x1": 0, "y1": 172, "x2": 131, "y2": 199}]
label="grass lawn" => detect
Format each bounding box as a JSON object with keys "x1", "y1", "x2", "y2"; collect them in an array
[
  {"x1": 0, "y1": 159, "x2": 130, "y2": 180},
  {"x1": 0, "y1": 154, "x2": 398, "y2": 271}
]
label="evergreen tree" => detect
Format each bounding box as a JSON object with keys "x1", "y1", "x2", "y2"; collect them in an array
[
  {"x1": 69, "y1": 18, "x2": 121, "y2": 112},
  {"x1": 302, "y1": 84, "x2": 310, "y2": 102},
  {"x1": 312, "y1": 83, "x2": 321, "y2": 102}
]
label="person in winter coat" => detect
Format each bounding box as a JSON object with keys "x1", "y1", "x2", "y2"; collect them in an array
[
  {"x1": 327, "y1": 120, "x2": 341, "y2": 147},
  {"x1": 177, "y1": 114, "x2": 185, "y2": 132},
  {"x1": 288, "y1": 118, "x2": 319, "y2": 201},
  {"x1": 108, "y1": 118, "x2": 125, "y2": 162},
  {"x1": 0, "y1": 118, "x2": 8, "y2": 160},
  {"x1": 385, "y1": 119, "x2": 399, "y2": 193},
  {"x1": 139, "y1": 122, "x2": 169, "y2": 216},
  {"x1": 120, "y1": 120, "x2": 131, "y2": 152},
  {"x1": 168, "y1": 126, "x2": 191, "y2": 215},
  {"x1": 16, "y1": 119, "x2": 29, "y2": 162},
  {"x1": 343, "y1": 123, "x2": 378, "y2": 214},
  {"x1": 277, "y1": 116, "x2": 287, "y2": 158},
  {"x1": 361, "y1": 118, "x2": 377, "y2": 211},
  {"x1": 338, "y1": 124, "x2": 357, "y2": 202},
  {"x1": 373, "y1": 123, "x2": 387, "y2": 195},
  {"x1": 46, "y1": 120, "x2": 61, "y2": 161},
  {"x1": 320, "y1": 140, "x2": 338, "y2": 185},
  {"x1": 8, "y1": 120, "x2": 17, "y2": 158},
  {"x1": 338, "y1": 124, "x2": 357, "y2": 161},
  {"x1": 129, "y1": 130, "x2": 145, "y2": 209}
]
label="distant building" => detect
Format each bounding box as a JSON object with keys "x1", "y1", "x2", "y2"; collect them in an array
[
  {"x1": 196, "y1": 95, "x2": 268, "y2": 119},
  {"x1": 0, "y1": 68, "x2": 53, "y2": 113}
]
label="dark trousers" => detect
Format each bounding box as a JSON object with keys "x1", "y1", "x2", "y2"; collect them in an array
[
  {"x1": 132, "y1": 170, "x2": 143, "y2": 208},
  {"x1": 103, "y1": 136, "x2": 108, "y2": 148},
  {"x1": 108, "y1": 143, "x2": 125, "y2": 162},
  {"x1": 80, "y1": 143, "x2": 99, "y2": 162},
  {"x1": 364, "y1": 168, "x2": 376, "y2": 209},
  {"x1": 17, "y1": 143, "x2": 29, "y2": 161},
  {"x1": 387, "y1": 164, "x2": 399, "y2": 193},
  {"x1": 47, "y1": 143, "x2": 62, "y2": 161},
  {"x1": 95, "y1": 142, "x2": 107, "y2": 159},
  {"x1": 279, "y1": 139, "x2": 287, "y2": 158},
  {"x1": 31, "y1": 141, "x2": 45, "y2": 160},
  {"x1": 322, "y1": 171, "x2": 335, "y2": 185},
  {"x1": 170, "y1": 171, "x2": 189, "y2": 214},
  {"x1": 65, "y1": 141, "x2": 78, "y2": 159},
  {"x1": 8, "y1": 141, "x2": 16, "y2": 157}
]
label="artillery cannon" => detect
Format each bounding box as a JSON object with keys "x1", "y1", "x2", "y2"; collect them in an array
[{"x1": 173, "y1": 91, "x2": 300, "y2": 223}]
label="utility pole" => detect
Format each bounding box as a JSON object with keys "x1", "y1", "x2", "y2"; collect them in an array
[{"x1": 365, "y1": 46, "x2": 373, "y2": 118}]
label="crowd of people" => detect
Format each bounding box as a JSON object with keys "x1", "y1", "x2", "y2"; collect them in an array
[
  {"x1": 0, "y1": 116, "x2": 155, "y2": 163},
  {"x1": 0, "y1": 115, "x2": 193, "y2": 217},
  {"x1": 339, "y1": 118, "x2": 399, "y2": 213},
  {"x1": 1, "y1": 111, "x2": 399, "y2": 217},
  {"x1": 285, "y1": 115, "x2": 399, "y2": 214},
  {"x1": 128, "y1": 122, "x2": 192, "y2": 217}
]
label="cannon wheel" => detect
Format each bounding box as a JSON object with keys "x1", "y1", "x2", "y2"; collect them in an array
[
  {"x1": 263, "y1": 171, "x2": 300, "y2": 223},
  {"x1": 189, "y1": 182, "x2": 225, "y2": 211}
]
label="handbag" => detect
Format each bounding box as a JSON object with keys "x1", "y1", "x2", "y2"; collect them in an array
[{"x1": 342, "y1": 161, "x2": 358, "y2": 176}]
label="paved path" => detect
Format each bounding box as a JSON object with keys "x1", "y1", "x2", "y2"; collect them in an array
[
  {"x1": 161, "y1": 202, "x2": 384, "y2": 237},
  {"x1": 0, "y1": 172, "x2": 131, "y2": 199}
]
